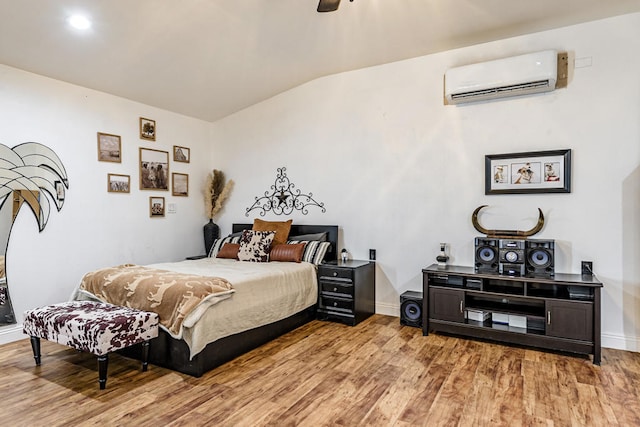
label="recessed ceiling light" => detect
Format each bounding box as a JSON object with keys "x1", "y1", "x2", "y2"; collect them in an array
[{"x1": 68, "y1": 14, "x2": 91, "y2": 30}]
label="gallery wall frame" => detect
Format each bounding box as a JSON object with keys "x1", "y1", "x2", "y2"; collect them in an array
[
  {"x1": 172, "y1": 173, "x2": 189, "y2": 197},
  {"x1": 139, "y1": 117, "x2": 156, "y2": 141},
  {"x1": 173, "y1": 145, "x2": 190, "y2": 163},
  {"x1": 485, "y1": 149, "x2": 571, "y2": 195},
  {"x1": 139, "y1": 147, "x2": 169, "y2": 190},
  {"x1": 107, "y1": 173, "x2": 130, "y2": 193},
  {"x1": 150, "y1": 196, "x2": 165, "y2": 217},
  {"x1": 97, "y1": 132, "x2": 121, "y2": 163}
]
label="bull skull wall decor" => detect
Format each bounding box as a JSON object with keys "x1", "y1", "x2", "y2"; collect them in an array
[{"x1": 471, "y1": 205, "x2": 544, "y2": 239}]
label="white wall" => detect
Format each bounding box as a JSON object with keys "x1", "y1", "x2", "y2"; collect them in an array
[
  {"x1": 1, "y1": 13, "x2": 637, "y2": 352},
  {"x1": 0, "y1": 64, "x2": 213, "y2": 342},
  {"x1": 210, "y1": 14, "x2": 640, "y2": 351}
]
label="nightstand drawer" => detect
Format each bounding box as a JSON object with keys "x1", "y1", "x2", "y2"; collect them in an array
[
  {"x1": 318, "y1": 268, "x2": 353, "y2": 282},
  {"x1": 320, "y1": 281, "x2": 353, "y2": 296},
  {"x1": 317, "y1": 308, "x2": 355, "y2": 325},
  {"x1": 319, "y1": 295, "x2": 353, "y2": 312}
]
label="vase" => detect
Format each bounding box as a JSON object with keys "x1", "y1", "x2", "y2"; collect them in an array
[
  {"x1": 203, "y1": 219, "x2": 220, "y2": 255},
  {"x1": 436, "y1": 242, "x2": 449, "y2": 267}
]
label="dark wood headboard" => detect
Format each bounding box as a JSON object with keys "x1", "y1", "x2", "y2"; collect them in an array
[{"x1": 232, "y1": 223, "x2": 339, "y2": 262}]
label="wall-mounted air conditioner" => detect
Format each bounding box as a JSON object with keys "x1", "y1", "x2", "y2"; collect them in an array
[{"x1": 444, "y1": 50, "x2": 559, "y2": 105}]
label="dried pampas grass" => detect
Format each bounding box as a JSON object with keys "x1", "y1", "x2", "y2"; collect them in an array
[{"x1": 205, "y1": 169, "x2": 234, "y2": 219}]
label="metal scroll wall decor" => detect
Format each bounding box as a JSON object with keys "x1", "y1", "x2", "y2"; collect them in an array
[
  {"x1": 246, "y1": 167, "x2": 326, "y2": 216},
  {"x1": 0, "y1": 142, "x2": 69, "y2": 325}
]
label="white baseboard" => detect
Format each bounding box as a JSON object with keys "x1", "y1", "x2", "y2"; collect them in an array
[
  {"x1": 0, "y1": 324, "x2": 24, "y2": 345},
  {"x1": 375, "y1": 302, "x2": 399, "y2": 318},
  {"x1": 602, "y1": 332, "x2": 640, "y2": 352}
]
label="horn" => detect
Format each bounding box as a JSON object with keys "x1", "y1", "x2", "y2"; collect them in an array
[
  {"x1": 471, "y1": 205, "x2": 545, "y2": 238},
  {"x1": 471, "y1": 205, "x2": 489, "y2": 235},
  {"x1": 521, "y1": 208, "x2": 545, "y2": 237}
]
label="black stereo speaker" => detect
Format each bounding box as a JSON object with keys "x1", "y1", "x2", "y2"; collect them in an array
[
  {"x1": 526, "y1": 239, "x2": 555, "y2": 276},
  {"x1": 475, "y1": 237, "x2": 499, "y2": 273},
  {"x1": 400, "y1": 290, "x2": 423, "y2": 328}
]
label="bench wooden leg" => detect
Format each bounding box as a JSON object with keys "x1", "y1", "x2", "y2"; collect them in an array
[
  {"x1": 29, "y1": 336, "x2": 41, "y2": 366},
  {"x1": 97, "y1": 354, "x2": 109, "y2": 390},
  {"x1": 141, "y1": 340, "x2": 150, "y2": 372}
]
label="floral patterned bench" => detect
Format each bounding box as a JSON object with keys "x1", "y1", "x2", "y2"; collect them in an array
[{"x1": 23, "y1": 301, "x2": 159, "y2": 389}]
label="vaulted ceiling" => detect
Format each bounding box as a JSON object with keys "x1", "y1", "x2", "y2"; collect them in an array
[{"x1": 1, "y1": 0, "x2": 639, "y2": 122}]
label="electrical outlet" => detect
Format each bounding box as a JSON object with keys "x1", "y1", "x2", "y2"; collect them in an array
[
  {"x1": 581, "y1": 261, "x2": 593, "y2": 275},
  {"x1": 369, "y1": 249, "x2": 376, "y2": 260}
]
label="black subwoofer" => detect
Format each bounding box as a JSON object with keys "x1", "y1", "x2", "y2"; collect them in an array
[
  {"x1": 475, "y1": 237, "x2": 499, "y2": 273},
  {"x1": 526, "y1": 239, "x2": 555, "y2": 276},
  {"x1": 400, "y1": 290, "x2": 423, "y2": 328}
]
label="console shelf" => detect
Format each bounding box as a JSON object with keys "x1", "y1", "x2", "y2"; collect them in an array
[{"x1": 422, "y1": 264, "x2": 602, "y2": 364}]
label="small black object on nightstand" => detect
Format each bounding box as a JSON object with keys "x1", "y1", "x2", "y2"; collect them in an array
[{"x1": 186, "y1": 255, "x2": 207, "y2": 260}]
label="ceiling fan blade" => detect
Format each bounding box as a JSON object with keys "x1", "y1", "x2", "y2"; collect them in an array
[{"x1": 317, "y1": 0, "x2": 341, "y2": 12}]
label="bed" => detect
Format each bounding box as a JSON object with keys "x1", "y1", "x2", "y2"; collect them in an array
[{"x1": 74, "y1": 223, "x2": 338, "y2": 377}]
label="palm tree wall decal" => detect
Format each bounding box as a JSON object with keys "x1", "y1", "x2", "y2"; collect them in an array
[{"x1": 0, "y1": 142, "x2": 69, "y2": 324}]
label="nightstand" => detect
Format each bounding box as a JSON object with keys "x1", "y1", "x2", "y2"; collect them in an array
[{"x1": 317, "y1": 260, "x2": 375, "y2": 326}]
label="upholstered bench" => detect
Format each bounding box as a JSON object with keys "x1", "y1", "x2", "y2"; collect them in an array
[{"x1": 23, "y1": 301, "x2": 159, "y2": 389}]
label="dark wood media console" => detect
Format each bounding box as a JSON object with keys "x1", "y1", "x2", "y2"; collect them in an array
[{"x1": 422, "y1": 264, "x2": 602, "y2": 364}]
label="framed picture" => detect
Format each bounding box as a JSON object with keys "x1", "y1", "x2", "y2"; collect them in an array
[
  {"x1": 139, "y1": 117, "x2": 156, "y2": 141},
  {"x1": 485, "y1": 149, "x2": 571, "y2": 195},
  {"x1": 107, "y1": 173, "x2": 130, "y2": 193},
  {"x1": 139, "y1": 147, "x2": 169, "y2": 190},
  {"x1": 150, "y1": 196, "x2": 165, "y2": 217},
  {"x1": 173, "y1": 145, "x2": 190, "y2": 163},
  {"x1": 172, "y1": 173, "x2": 189, "y2": 197},
  {"x1": 97, "y1": 132, "x2": 121, "y2": 162}
]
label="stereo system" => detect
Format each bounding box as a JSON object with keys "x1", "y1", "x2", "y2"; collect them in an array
[
  {"x1": 400, "y1": 290, "x2": 423, "y2": 328},
  {"x1": 499, "y1": 239, "x2": 526, "y2": 276},
  {"x1": 475, "y1": 237, "x2": 554, "y2": 277}
]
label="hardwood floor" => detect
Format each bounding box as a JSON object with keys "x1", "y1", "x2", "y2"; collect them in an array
[{"x1": 0, "y1": 314, "x2": 639, "y2": 426}]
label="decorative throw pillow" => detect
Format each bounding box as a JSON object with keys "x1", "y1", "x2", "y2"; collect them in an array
[
  {"x1": 286, "y1": 240, "x2": 331, "y2": 265},
  {"x1": 238, "y1": 230, "x2": 275, "y2": 262},
  {"x1": 216, "y1": 243, "x2": 240, "y2": 259},
  {"x1": 270, "y1": 243, "x2": 307, "y2": 263},
  {"x1": 208, "y1": 235, "x2": 241, "y2": 258},
  {"x1": 252, "y1": 218, "x2": 292, "y2": 246}
]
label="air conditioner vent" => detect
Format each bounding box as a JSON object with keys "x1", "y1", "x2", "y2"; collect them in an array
[
  {"x1": 450, "y1": 80, "x2": 552, "y2": 102},
  {"x1": 445, "y1": 50, "x2": 558, "y2": 105}
]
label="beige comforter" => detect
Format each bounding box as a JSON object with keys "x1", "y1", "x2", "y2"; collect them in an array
[
  {"x1": 79, "y1": 264, "x2": 234, "y2": 337},
  {"x1": 75, "y1": 258, "x2": 318, "y2": 359}
]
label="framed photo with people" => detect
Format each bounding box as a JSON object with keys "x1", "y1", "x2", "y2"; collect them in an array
[
  {"x1": 139, "y1": 147, "x2": 169, "y2": 190},
  {"x1": 107, "y1": 173, "x2": 130, "y2": 193}
]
